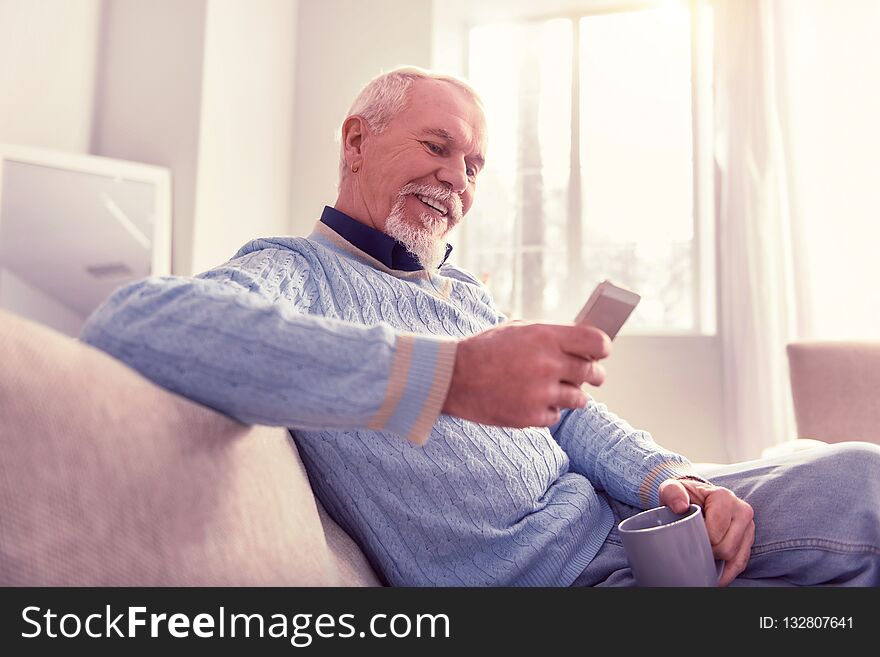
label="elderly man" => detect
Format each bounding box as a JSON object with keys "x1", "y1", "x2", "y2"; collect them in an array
[{"x1": 81, "y1": 67, "x2": 880, "y2": 587}]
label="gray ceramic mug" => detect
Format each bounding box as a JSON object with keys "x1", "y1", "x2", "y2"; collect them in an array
[{"x1": 618, "y1": 503, "x2": 724, "y2": 587}]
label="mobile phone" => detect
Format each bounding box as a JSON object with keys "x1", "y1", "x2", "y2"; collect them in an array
[{"x1": 573, "y1": 280, "x2": 640, "y2": 340}]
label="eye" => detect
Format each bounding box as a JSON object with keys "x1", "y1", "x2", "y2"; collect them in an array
[
  {"x1": 422, "y1": 141, "x2": 444, "y2": 155},
  {"x1": 466, "y1": 166, "x2": 477, "y2": 179}
]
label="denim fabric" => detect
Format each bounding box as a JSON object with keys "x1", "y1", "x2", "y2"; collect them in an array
[{"x1": 571, "y1": 442, "x2": 880, "y2": 587}]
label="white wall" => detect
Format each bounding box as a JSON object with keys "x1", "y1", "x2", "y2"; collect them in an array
[
  {"x1": 91, "y1": 0, "x2": 208, "y2": 276},
  {"x1": 191, "y1": 0, "x2": 298, "y2": 273},
  {"x1": 0, "y1": 0, "x2": 99, "y2": 336},
  {"x1": 596, "y1": 336, "x2": 726, "y2": 463},
  {"x1": 0, "y1": 0, "x2": 100, "y2": 151},
  {"x1": 0, "y1": 268, "x2": 85, "y2": 337},
  {"x1": 289, "y1": 0, "x2": 434, "y2": 236},
  {"x1": 91, "y1": 0, "x2": 299, "y2": 276}
]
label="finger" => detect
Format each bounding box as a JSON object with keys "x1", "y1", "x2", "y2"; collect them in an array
[
  {"x1": 719, "y1": 520, "x2": 755, "y2": 587},
  {"x1": 560, "y1": 356, "x2": 605, "y2": 387},
  {"x1": 706, "y1": 498, "x2": 754, "y2": 561},
  {"x1": 658, "y1": 479, "x2": 691, "y2": 514},
  {"x1": 537, "y1": 406, "x2": 562, "y2": 427},
  {"x1": 703, "y1": 491, "x2": 742, "y2": 548},
  {"x1": 584, "y1": 360, "x2": 605, "y2": 387},
  {"x1": 711, "y1": 501, "x2": 754, "y2": 563},
  {"x1": 559, "y1": 356, "x2": 590, "y2": 386},
  {"x1": 559, "y1": 325, "x2": 612, "y2": 361},
  {"x1": 553, "y1": 383, "x2": 588, "y2": 411}
]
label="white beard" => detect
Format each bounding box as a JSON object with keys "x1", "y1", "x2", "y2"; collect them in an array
[{"x1": 385, "y1": 186, "x2": 458, "y2": 271}]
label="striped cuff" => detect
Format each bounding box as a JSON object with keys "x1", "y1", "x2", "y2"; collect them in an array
[
  {"x1": 638, "y1": 460, "x2": 702, "y2": 509},
  {"x1": 368, "y1": 333, "x2": 457, "y2": 445}
]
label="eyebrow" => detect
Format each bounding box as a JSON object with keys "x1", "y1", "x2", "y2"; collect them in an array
[
  {"x1": 425, "y1": 127, "x2": 455, "y2": 141},
  {"x1": 424, "y1": 128, "x2": 485, "y2": 169}
]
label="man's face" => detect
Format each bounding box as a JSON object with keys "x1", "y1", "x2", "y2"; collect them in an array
[{"x1": 358, "y1": 79, "x2": 487, "y2": 243}]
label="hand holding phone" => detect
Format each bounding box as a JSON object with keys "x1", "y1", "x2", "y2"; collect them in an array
[{"x1": 573, "y1": 280, "x2": 640, "y2": 340}]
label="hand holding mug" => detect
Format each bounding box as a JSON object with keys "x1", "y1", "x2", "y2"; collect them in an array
[{"x1": 658, "y1": 478, "x2": 755, "y2": 587}]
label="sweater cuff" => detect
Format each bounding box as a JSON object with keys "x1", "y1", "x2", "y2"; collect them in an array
[
  {"x1": 368, "y1": 333, "x2": 457, "y2": 445},
  {"x1": 638, "y1": 460, "x2": 704, "y2": 509}
]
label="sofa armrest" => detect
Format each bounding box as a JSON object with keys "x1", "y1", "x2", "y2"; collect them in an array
[
  {"x1": 0, "y1": 310, "x2": 365, "y2": 585},
  {"x1": 787, "y1": 341, "x2": 880, "y2": 444}
]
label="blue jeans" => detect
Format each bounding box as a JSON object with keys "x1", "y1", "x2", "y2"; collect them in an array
[{"x1": 571, "y1": 442, "x2": 880, "y2": 586}]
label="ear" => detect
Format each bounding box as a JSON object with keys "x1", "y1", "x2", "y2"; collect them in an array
[{"x1": 341, "y1": 115, "x2": 368, "y2": 173}]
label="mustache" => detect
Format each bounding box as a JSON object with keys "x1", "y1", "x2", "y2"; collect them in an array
[{"x1": 398, "y1": 183, "x2": 463, "y2": 225}]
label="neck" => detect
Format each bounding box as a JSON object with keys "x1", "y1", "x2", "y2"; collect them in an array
[{"x1": 334, "y1": 181, "x2": 382, "y2": 233}]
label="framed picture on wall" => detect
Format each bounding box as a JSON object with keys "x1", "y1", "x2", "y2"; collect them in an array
[{"x1": 0, "y1": 143, "x2": 171, "y2": 337}]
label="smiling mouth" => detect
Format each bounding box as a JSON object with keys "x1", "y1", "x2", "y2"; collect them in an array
[{"x1": 415, "y1": 194, "x2": 448, "y2": 217}]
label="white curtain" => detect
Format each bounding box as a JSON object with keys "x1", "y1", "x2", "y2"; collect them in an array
[
  {"x1": 714, "y1": 0, "x2": 880, "y2": 460},
  {"x1": 781, "y1": 0, "x2": 880, "y2": 341},
  {"x1": 713, "y1": 0, "x2": 801, "y2": 461}
]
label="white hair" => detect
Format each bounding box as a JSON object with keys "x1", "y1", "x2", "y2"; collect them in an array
[{"x1": 337, "y1": 66, "x2": 483, "y2": 186}]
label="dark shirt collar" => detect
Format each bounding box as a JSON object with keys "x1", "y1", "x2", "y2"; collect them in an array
[{"x1": 320, "y1": 206, "x2": 452, "y2": 271}]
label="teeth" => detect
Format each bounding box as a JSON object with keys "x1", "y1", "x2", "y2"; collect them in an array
[{"x1": 416, "y1": 194, "x2": 447, "y2": 216}]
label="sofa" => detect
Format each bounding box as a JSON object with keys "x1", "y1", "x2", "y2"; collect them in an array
[{"x1": 0, "y1": 310, "x2": 381, "y2": 586}]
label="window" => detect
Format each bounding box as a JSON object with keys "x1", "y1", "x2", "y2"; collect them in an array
[{"x1": 459, "y1": 3, "x2": 714, "y2": 334}]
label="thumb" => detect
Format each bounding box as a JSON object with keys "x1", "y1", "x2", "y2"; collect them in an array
[{"x1": 658, "y1": 479, "x2": 691, "y2": 514}]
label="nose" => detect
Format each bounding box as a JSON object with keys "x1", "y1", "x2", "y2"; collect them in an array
[{"x1": 436, "y1": 159, "x2": 468, "y2": 195}]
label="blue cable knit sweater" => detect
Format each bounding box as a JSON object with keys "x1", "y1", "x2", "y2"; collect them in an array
[{"x1": 80, "y1": 219, "x2": 699, "y2": 586}]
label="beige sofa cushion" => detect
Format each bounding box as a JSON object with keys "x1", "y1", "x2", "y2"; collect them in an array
[
  {"x1": 787, "y1": 341, "x2": 880, "y2": 444},
  {"x1": 0, "y1": 310, "x2": 380, "y2": 586}
]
